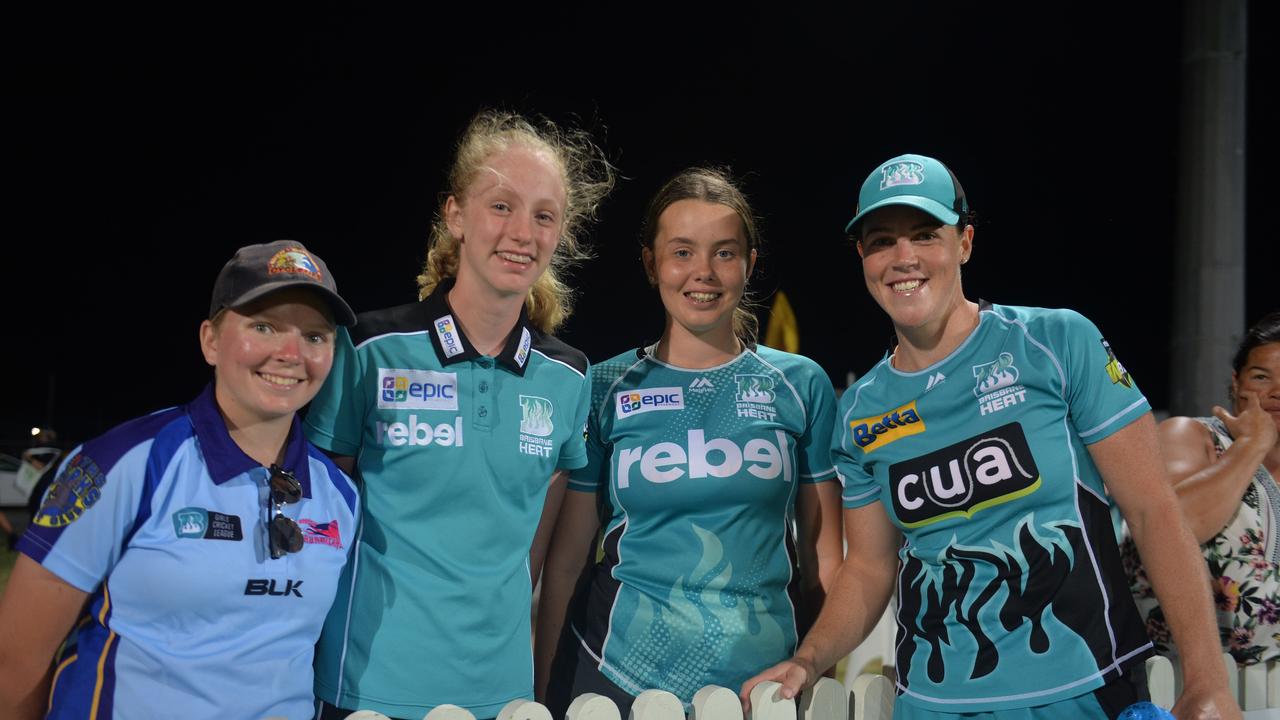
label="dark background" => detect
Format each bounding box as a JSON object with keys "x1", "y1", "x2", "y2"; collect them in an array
[{"x1": 3, "y1": 2, "x2": 1275, "y2": 450}]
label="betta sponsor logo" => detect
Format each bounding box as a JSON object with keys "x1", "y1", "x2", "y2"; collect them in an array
[
  {"x1": 889, "y1": 422, "x2": 1041, "y2": 529},
  {"x1": 244, "y1": 579, "x2": 304, "y2": 597},
  {"x1": 377, "y1": 368, "x2": 458, "y2": 410},
  {"x1": 616, "y1": 387, "x2": 684, "y2": 419},
  {"x1": 299, "y1": 519, "x2": 342, "y2": 549},
  {"x1": 849, "y1": 401, "x2": 926, "y2": 454},
  {"x1": 616, "y1": 429, "x2": 793, "y2": 488}
]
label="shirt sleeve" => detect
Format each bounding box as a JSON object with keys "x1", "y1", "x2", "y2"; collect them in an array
[
  {"x1": 796, "y1": 362, "x2": 838, "y2": 484},
  {"x1": 18, "y1": 441, "x2": 149, "y2": 593},
  {"x1": 304, "y1": 326, "x2": 368, "y2": 456},
  {"x1": 832, "y1": 390, "x2": 883, "y2": 509},
  {"x1": 556, "y1": 362, "x2": 592, "y2": 472},
  {"x1": 567, "y1": 367, "x2": 608, "y2": 493},
  {"x1": 1051, "y1": 310, "x2": 1151, "y2": 444}
]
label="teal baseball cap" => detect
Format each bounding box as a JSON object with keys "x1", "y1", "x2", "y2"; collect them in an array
[{"x1": 845, "y1": 153, "x2": 969, "y2": 233}]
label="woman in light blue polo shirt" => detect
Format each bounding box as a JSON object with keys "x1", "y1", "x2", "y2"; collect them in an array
[{"x1": 0, "y1": 240, "x2": 360, "y2": 720}]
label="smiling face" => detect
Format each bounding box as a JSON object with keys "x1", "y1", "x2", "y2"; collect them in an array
[
  {"x1": 857, "y1": 204, "x2": 973, "y2": 333},
  {"x1": 643, "y1": 199, "x2": 757, "y2": 342},
  {"x1": 445, "y1": 144, "x2": 567, "y2": 303},
  {"x1": 1233, "y1": 342, "x2": 1280, "y2": 433},
  {"x1": 200, "y1": 288, "x2": 336, "y2": 430}
]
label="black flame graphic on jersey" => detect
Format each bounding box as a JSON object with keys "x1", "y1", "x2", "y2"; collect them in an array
[{"x1": 895, "y1": 519, "x2": 1093, "y2": 684}]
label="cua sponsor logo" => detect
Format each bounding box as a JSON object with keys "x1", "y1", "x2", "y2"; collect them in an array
[
  {"x1": 849, "y1": 401, "x2": 925, "y2": 453},
  {"x1": 889, "y1": 421, "x2": 1040, "y2": 529}
]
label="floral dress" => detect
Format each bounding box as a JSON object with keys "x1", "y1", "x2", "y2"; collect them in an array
[{"x1": 1121, "y1": 416, "x2": 1280, "y2": 665}]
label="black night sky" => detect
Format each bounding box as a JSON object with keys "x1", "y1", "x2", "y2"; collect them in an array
[{"x1": 3, "y1": 2, "x2": 1275, "y2": 449}]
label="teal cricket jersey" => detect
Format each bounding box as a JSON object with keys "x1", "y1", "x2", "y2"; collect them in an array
[
  {"x1": 304, "y1": 281, "x2": 591, "y2": 719},
  {"x1": 566, "y1": 344, "x2": 838, "y2": 705},
  {"x1": 835, "y1": 304, "x2": 1153, "y2": 712}
]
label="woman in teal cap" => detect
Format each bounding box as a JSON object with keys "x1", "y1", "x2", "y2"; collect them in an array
[{"x1": 740, "y1": 154, "x2": 1238, "y2": 719}]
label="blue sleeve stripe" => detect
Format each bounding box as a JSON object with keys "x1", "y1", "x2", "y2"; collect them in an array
[
  {"x1": 123, "y1": 417, "x2": 196, "y2": 549},
  {"x1": 309, "y1": 446, "x2": 358, "y2": 516},
  {"x1": 1077, "y1": 398, "x2": 1149, "y2": 439}
]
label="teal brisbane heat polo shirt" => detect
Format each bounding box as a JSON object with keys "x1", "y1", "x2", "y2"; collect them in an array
[{"x1": 304, "y1": 280, "x2": 591, "y2": 720}]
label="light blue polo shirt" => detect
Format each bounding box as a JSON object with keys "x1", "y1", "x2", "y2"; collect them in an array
[
  {"x1": 305, "y1": 280, "x2": 591, "y2": 719},
  {"x1": 835, "y1": 304, "x2": 1152, "y2": 713},
  {"x1": 18, "y1": 384, "x2": 359, "y2": 720}
]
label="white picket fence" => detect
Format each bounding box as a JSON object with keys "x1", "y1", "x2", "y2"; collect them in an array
[{"x1": 337, "y1": 652, "x2": 1278, "y2": 720}]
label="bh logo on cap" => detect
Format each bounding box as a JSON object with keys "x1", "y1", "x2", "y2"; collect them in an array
[
  {"x1": 880, "y1": 161, "x2": 926, "y2": 190},
  {"x1": 267, "y1": 247, "x2": 322, "y2": 280}
]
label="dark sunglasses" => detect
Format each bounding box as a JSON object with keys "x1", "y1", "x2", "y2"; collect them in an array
[{"x1": 267, "y1": 464, "x2": 303, "y2": 559}]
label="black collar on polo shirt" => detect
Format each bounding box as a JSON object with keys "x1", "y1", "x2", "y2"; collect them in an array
[
  {"x1": 420, "y1": 278, "x2": 536, "y2": 377},
  {"x1": 187, "y1": 383, "x2": 314, "y2": 497}
]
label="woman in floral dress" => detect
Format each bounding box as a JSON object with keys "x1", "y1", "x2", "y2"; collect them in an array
[{"x1": 1124, "y1": 310, "x2": 1280, "y2": 665}]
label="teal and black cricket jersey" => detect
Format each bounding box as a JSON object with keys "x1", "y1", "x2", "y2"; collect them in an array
[
  {"x1": 304, "y1": 280, "x2": 591, "y2": 719},
  {"x1": 836, "y1": 304, "x2": 1153, "y2": 714},
  {"x1": 565, "y1": 345, "x2": 838, "y2": 705}
]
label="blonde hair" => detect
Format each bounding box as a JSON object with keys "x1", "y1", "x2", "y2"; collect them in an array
[
  {"x1": 416, "y1": 110, "x2": 615, "y2": 333},
  {"x1": 640, "y1": 167, "x2": 763, "y2": 346}
]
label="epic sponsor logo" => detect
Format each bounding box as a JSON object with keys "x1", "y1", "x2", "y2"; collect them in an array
[
  {"x1": 849, "y1": 401, "x2": 926, "y2": 454},
  {"x1": 299, "y1": 519, "x2": 342, "y2": 549},
  {"x1": 616, "y1": 429, "x2": 793, "y2": 488},
  {"x1": 735, "y1": 374, "x2": 778, "y2": 421},
  {"x1": 616, "y1": 387, "x2": 684, "y2": 419},
  {"x1": 434, "y1": 314, "x2": 465, "y2": 358},
  {"x1": 889, "y1": 422, "x2": 1041, "y2": 529},
  {"x1": 244, "y1": 579, "x2": 303, "y2": 597},
  {"x1": 172, "y1": 507, "x2": 243, "y2": 541},
  {"x1": 1102, "y1": 339, "x2": 1133, "y2": 387},
  {"x1": 33, "y1": 453, "x2": 106, "y2": 528},
  {"x1": 378, "y1": 415, "x2": 464, "y2": 447},
  {"x1": 519, "y1": 395, "x2": 555, "y2": 458},
  {"x1": 972, "y1": 352, "x2": 1028, "y2": 416},
  {"x1": 514, "y1": 328, "x2": 532, "y2": 368},
  {"x1": 377, "y1": 368, "x2": 458, "y2": 410}
]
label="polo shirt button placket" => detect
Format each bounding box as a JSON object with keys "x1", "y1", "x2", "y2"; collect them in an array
[{"x1": 474, "y1": 358, "x2": 494, "y2": 430}]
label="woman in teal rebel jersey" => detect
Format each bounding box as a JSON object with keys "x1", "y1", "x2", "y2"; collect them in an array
[
  {"x1": 305, "y1": 110, "x2": 614, "y2": 720},
  {"x1": 536, "y1": 168, "x2": 845, "y2": 717},
  {"x1": 739, "y1": 154, "x2": 1239, "y2": 720}
]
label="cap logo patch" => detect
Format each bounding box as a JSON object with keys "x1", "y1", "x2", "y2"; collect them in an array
[
  {"x1": 267, "y1": 247, "x2": 322, "y2": 281},
  {"x1": 880, "y1": 161, "x2": 926, "y2": 190}
]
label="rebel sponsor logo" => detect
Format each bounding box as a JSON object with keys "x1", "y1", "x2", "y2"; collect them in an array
[
  {"x1": 616, "y1": 387, "x2": 684, "y2": 419},
  {"x1": 377, "y1": 368, "x2": 458, "y2": 410},
  {"x1": 244, "y1": 579, "x2": 303, "y2": 597},
  {"x1": 849, "y1": 401, "x2": 926, "y2": 454},
  {"x1": 616, "y1": 429, "x2": 792, "y2": 488},
  {"x1": 972, "y1": 352, "x2": 1028, "y2": 416},
  {"x1": 299, "y1": 519, "x2": 342, "y2": 549},
  {"x1": 34, "y1": 453, "x2": 106, "y2": 528},
  {"x1": 378, "y1": 415, "x2": 464, "y2": 447},
  {"x1": 172, "y1": 507, "x2": 244, "y2": 541},
  {"x1": 889, "y1": 422, "x2": 1041, "y2": 528}
]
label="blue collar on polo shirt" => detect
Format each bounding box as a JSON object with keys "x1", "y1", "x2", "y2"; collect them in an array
[
  {"x1": 187, "y1": 383, "x2": 313, "y2": 497},
  {"x1": 421, "y1": 278, "x2": 536, "y2": 377}
]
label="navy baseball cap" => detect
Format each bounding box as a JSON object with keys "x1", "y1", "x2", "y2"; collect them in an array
[
  {"x1": 845, "y1": 153, "x2": 969, "y2": 233},
  {"x1": 209, "y1": 240, "x2": 357, "y2": 326}
]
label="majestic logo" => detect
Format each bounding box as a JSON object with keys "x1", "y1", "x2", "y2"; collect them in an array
[
  {"x1": 925, "y1": 372, "x2": 946, "y2": 393},
  {"x1": 433, "y1": 314, "x2": 465, "y2": 358},
  {"x1": 298, "y1": 519, "x2": 342, "y2": 549},
  {"x1": 378, "y1": 416, "x2": 464, "y2": 447},
  {"x1": 849, "y1": 401, "x2": 926, "y2": 454},
  {"x1": 172, "y1": 507, "x2": 243, "y2": 541},
  {"x1": 689, "y1": 377, "x2": 715, "y2": 392},
  {"x1": 377, "y1": 368, "x2": 458, "y2": 410},
  {"x1": 616, "y1": 429, "x2": 793, "y2": 488},
  {"x1": 514, "y1": 328, "x2": 532, "y2": 368},
  {"x1": 972, "y1": 353, "x2": 1027, "y2": 416},
  {"x1": 33, "y1": 453, "x2": 106, "y2": 528},
  {"x1": 889, "y1": 422, "x2": 1041, "y2": 528},
  {"x1": 244, "y1": 579, "x2": 303, "y2": 597},
  {"x1": 1102, "y1": 339, "x2": 1133, "y2": 388},
  {"x1": 880, "y1": 161, "x2": 926, "y2": 189},
  {"x1": 267, "y1": 247, "x2": 321, "y2": 281},
  {"x1": 616, "y1": 387, "x2": 685, "y2": 419}
]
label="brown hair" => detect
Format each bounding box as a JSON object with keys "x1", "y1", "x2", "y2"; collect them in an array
[
  {"x1": 639, "y1": 167, "x2": 762, "y2": 345},
  {"x1": 416, "y1": 110, "x2": 615, "y2": 333}
]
